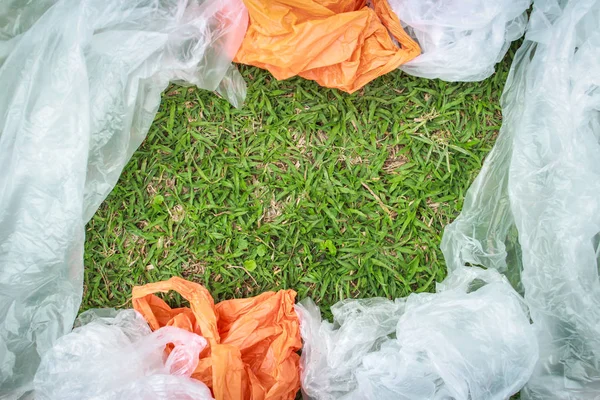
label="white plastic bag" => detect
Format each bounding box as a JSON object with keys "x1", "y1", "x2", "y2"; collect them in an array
[
  {"x1": 442, "y1": 0, "x2": 600, "y2": 397},
  {"x1": 0, "y1": 0, "x2": 247, "y2": 397},
  {"x1": 33, "y1": 309, "x2": 213, "y2": 400},
  {"x1": 296, "y1": 267, "x2": 538, "y2": 400},
  {"x1": 389, "y1": 0, "x2": 531, "y2": 81}
]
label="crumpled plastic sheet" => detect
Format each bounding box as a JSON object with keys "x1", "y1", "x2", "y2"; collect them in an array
[
  {"x1": 0, "y1": 0, "x2": 247, "y2": 397},
  {"x1": 0, "y1": 1, "x2": 55, "y2": 42},
  {"x1": 296, "y1": 267, "x2": 538, "y2": 399},
  {"x1": 441, "y1": 0, "x2": 600, "y2": 397},
  {"x1": 389, "y1": 0, "x2": 531, "y2": 81},
  {"x1": 132, "y1": 277, "x2": 302, "y2": 400},
  {"x1": 33, "y1": 309, "x2": 214, "y2": 400},
  {"x1": 234, "y1": 0, "x2": 421, "y2": 93}
]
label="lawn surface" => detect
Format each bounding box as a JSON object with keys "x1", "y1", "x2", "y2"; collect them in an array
[{"x1": 82, "y1": 58, "x2": 511, "y2": 314}]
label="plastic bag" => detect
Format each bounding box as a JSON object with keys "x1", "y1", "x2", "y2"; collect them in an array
[
  {"x1": 33, "y1": 309, "x2": 214, "y2": 400},
  {"x1": 296, "y1": 267, "x2": 538, "y2": 399},
  {"x1": 388, "y1": 0, "x2": 530, "y2": 81},
  {"x1": 132, "y1": 277, "x2": 302, "y2": 400},
  {"x1": 234, "y1": 0, "x2": 421, "y2": 93},
  {"x1": 0, "y1": 1, "x2": 247, "y2": 397},
  {"x1": 441, "y1": 0, "x2": 600, "y2": 397}
]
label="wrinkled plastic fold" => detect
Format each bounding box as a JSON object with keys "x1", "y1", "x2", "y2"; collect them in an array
[
  {"x1": 0, "y1": 0, "x2": 247, "y2": 397},
  {"x1": 132, "y1": 277, "x2": 302, "y2": 400},
  {"x1": 296, "y1": 267, "x2": 538, "y2": 399},
  {"x1": 389, "y1": 0, "x2": 531, "y2": 81},
  {"x1": 234, "y1": 0, "x2": 420, "y2": 93},
  {"x1": 34, "y1": 309, "x2": 214, "y2": 399},
  {"x1": 442, "y1": 0, "x2": 600, "y2": 397}
]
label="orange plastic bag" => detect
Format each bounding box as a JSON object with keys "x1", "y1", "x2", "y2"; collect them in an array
[
  {"x1": 234, "y1": 0, "x2": 420, "y2": 93},
  {"x1": 132, "y1": 277, "x2": 301, "y2": 400}
]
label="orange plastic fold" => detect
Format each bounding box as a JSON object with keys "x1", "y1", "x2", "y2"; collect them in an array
[
  {"x1": 234, "y1": 0, "x2": 421, "y2": 93},
  {"x1": 132, "y1": 277, "x2": 301, "y2": 400}
]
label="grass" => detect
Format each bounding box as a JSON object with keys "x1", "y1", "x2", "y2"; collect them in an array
[{"x1": 82, "y1": 57, "x2": 511, "y2": 315}]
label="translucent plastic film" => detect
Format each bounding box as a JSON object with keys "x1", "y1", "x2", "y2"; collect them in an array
[
  {"x1": 0, "y1": 0, "x2": 247, "y2": 397},
  {"x1": 389, "y1": 0, "x2": 531, "y2": 81},
  {"x1": 34, "y1": 309, "x2": 213, "y2": 400},
  {"x1": 297, "y1": 267, "x2": 538, "y2": 399},
  {"x1": 442, "y1": 0, "x2": 600, "y2": 397}
]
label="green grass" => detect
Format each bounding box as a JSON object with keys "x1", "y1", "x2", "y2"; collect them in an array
[{"x1": 82, "y1": 58, "x2": 511, "y2": 314}]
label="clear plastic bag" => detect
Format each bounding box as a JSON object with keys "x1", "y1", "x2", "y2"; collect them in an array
[
  {"x1": 0, "y1": 0, "x2": 247, "y2": 397},
  {"x1": 441, "y1": 0, "x2": 600, "y2": 397},
  {"x1": 389, "y1": 0, "x2": 531, "y2": 81},
  {"x1": 296, "y1": 267, "x2": 538, "y2": 400},
  {"x1": 33, "y1": 309, "x2": 213, "y2": 400}
]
